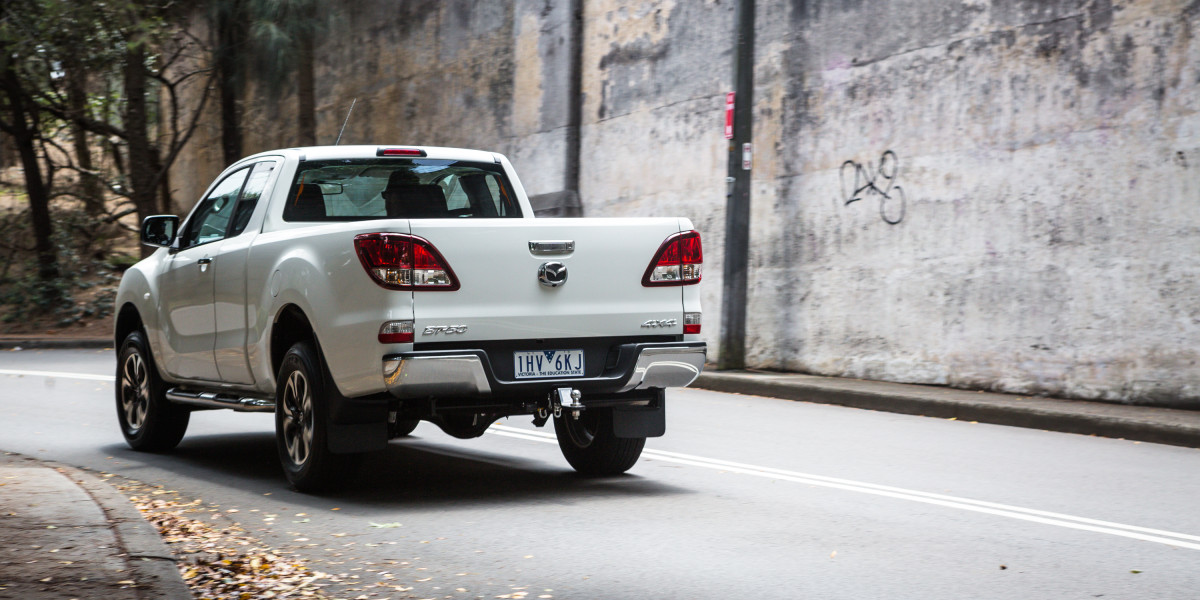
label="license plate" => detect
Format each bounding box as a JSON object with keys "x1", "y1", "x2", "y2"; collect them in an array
[{"x1": 513, "y1": 349, "x2": 585, "y2": 379}]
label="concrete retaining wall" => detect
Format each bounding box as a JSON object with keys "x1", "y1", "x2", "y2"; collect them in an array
[{"x1": 169, "y1": 0, "x2": 1200, "y2": 406}]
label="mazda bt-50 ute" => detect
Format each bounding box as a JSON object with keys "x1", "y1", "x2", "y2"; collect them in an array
[{"x1": 114, "y1": 145, "x2": 706, "y2": 491}]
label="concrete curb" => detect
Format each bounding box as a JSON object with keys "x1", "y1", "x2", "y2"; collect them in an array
[
  {"x1": 695, "y1": 371, "x2": 1200, "y2": 449},
  {"x1": 49, "y1": 462, "x2": 192, "y2": 600}
]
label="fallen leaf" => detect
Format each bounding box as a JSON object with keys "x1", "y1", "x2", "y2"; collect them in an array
[{"x1": 370, "y1": 522, "x2": 403, "y2": 528}]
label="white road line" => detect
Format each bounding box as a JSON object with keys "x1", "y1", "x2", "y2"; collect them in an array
[
  {"x1": 0, "y1": 369, "x2": 116, "y2": 382},
  {"x1": 4, "y1": 369, "x2": 1195, "y2": 551},
  {"x1": 489, "y1": 424, "x2": 1200, "y2": 551}
]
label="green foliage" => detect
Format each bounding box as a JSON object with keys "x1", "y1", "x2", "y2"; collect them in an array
[
  {"x1": 0, "y1": 206, "x2": 126, "y2": 326},
  {"x1": 222, "y1": 0, "x2": 331, "y2": 98}
]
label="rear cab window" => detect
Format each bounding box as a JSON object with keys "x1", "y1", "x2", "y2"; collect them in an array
[{"x1": 283, "y1": 158, "x2": 521, "y2": 222}]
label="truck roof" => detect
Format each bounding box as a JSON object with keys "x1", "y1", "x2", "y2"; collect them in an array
[{"x1": 244, "y1": 145, "x2": 502, "y2": 164}]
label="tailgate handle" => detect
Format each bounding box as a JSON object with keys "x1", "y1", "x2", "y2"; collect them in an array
[{"x1": 529, "y1": 240, "x2": 575, "y2": 254}]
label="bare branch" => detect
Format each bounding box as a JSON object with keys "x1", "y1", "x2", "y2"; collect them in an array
[{"x1": 150, "y1": 68, "x2": 215, "y2": 193}]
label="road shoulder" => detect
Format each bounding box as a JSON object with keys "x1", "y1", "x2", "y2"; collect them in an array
[
  {"x1": 695, "y1": 370, "x2": 1200, "y2": 449},
  {"x1": 0, "y1": 452, "x2": 191, "y2": 600}
]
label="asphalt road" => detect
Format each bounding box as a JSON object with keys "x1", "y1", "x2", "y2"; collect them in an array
[{"x1": 2, "y1": 348, "x2": 1199, "y2": 599}]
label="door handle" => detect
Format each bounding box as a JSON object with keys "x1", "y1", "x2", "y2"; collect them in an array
[{"x1": 197, "y1": 257, "x2": 212, "y2": 272}]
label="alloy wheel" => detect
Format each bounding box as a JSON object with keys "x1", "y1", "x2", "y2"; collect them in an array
[
  {"x1": 120, "y1": 352, "x2": 150, "y2": 432},
  {"x1": 281, "y1": 370, "x2": 314, "y2": 466}
]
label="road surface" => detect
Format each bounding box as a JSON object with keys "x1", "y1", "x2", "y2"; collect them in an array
[{"x1": 1, "y1": 348, "x2": 1198, "y2": 599}]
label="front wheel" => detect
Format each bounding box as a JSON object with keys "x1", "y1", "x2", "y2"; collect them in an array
[
  {"x1": 554, "y1": 408, "x2": 645, "y2": 476},
  {"x1": 116, "y1": 331, "x2": 189, "y2": 451},
  {"x1": 275, "y1": 342, "x2": 361, "y2": 492}
]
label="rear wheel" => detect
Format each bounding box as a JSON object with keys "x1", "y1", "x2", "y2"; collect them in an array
[
  {"x1": 116, "y1": 331, "x2": 189, "y2": 451},
  {"x1": 389, "y1": 417, "x2": 420, "y2": 438},
  {"x1": 554, "y1": 408, "x2": 645, "y2": 476},
  {"x1": 275, "y1": 342, "x2": 361, "y2": 492}
]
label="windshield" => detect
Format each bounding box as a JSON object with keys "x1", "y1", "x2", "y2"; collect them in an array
[{"x1": 283, "y1": 158, "x2": 522, "y2": 221}]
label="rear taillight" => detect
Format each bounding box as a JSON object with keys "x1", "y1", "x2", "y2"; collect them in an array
[
  {"x1": 642, "y1": 230, "x2": 703, "y2": 286},
  {"x1": 379, "y1": 320, "x2": 414, "y2": 343},
  {"x1": 354, "y1": 233, "x2": 460, "y2": 291},
  {"x1": 684, "y1": 312, "x2": 702, "y2": 334}
]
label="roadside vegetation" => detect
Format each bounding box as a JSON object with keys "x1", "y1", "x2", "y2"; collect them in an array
[
  {"x1": 0, "y1": 187, "x2": 132, "y2": 335},
  {"x1": 0, "y1": 0, "x2": 325, "y2": 334}
]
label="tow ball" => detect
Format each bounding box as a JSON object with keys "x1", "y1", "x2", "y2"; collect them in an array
[{"x1": 533, "y1": 387, "x2": 583, "y2": 426}]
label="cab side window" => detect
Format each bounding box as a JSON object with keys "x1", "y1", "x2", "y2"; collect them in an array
[
  {"x1": 228, "y1": 161, "x2": 278, "y2": 237},
  {"x1": 181, "y1": 168, "x2": 250, "y2": 248}
]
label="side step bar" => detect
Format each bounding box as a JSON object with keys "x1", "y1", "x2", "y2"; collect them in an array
[{"x1": 165, "y1": 388, "x2": 275, "y2": 413}]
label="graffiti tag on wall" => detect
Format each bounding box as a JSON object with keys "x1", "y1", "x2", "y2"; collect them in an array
[{"x1": 840, "y1": 150, "x2": 907, "y2": 225}]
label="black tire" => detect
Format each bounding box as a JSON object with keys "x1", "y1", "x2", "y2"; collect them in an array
[
  {"x1": 389, "y1": 417, "x2": 420, "y2": 438},
  {"x1": 554, "y1": 408, "x2": 645, "y2": 476},
  {"x1": 116, "y1": 330, "x2": 190, "y2": 451},
  {"x1": 275, "y1": 341, "x2": 361, "y2": 492}
]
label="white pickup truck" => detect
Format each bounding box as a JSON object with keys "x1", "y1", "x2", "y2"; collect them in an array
[{"x1": 114, "y1": 145, "x2": 706, "y2": 490}]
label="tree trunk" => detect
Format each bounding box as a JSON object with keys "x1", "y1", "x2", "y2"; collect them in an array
[
  {"x1": 157, "y1": 153, "x2": 173, "y2": 214},
  {"x1": 123, "y1": 44, "x2": 160, "y2": 259},
  {"x1": 1, "y1": 51, "x2": 59, "y2": 289},
  {"x1": 217, "y1": 5, "x2": 243, "y2": 165},
  {"x1": 297, "y1": 37, "x2": 316, "y2": 146},
  {"x1": 65, "y1": 60, "x2": 104, "y2": 216}
]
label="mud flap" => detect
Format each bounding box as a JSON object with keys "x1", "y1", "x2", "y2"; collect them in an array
[
  {"x1": 315, "y1": 340, "x2": 389, "y2": 454},
  {"x1": 327, "y1": 421, "x2": 388, "y2": 453},
  {"x1": 611, "y1": 391, "x2": 666, "y2": 438}
]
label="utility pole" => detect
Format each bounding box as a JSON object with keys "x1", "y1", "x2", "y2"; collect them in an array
[{"x1": 719, "y1": 0, "x2": 754, "y2": 370}]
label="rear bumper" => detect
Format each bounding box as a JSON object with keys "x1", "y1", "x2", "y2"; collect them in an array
[{"x1": 382, "y1": 341, "x2": 706, "y2": 399}]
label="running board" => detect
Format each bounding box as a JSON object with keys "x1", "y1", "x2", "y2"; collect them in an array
[{"x1": 165, "y1": 388, "x2": 275, "y2": 413}]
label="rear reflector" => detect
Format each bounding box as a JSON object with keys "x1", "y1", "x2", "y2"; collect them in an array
[
  {"x1": 354, "y1": 233, "x2": 460, "y2": 291},
  {"x1": 643, "y1": 230, "x2": 703, "y2": 286},
  {"x1": 376, "y1": 147, "x2": 427, "y2": 157},
  {"x1": 379, "y1": 320, "x2": 414, "y2": 343},
  {"x1": 684, "y1": 312, "x2": 702, "y2": 334}
]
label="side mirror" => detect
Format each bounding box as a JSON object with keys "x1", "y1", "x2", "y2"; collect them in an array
[{"x1": 141, "y1": 215, "x2": 179, "y2": 248}]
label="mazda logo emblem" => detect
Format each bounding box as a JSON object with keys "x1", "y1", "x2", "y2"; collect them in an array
[{"x1": 538, "y1": 261, "x2": 568, "y2": 287}]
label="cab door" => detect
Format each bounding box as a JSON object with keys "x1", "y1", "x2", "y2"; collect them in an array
[
  {"x1": 213, "y1": 159, "x2": 280, "y2": 384},
  {"x1": 157, "y1": 167, "x2": 249, "y2": 381}
]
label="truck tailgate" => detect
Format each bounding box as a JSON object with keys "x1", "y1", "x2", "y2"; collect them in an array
[{"x1": 409, "y1": 218, "x2": 687, "y2": 342}]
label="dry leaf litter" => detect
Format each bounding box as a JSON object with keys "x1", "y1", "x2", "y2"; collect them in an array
[{"x1": 115, "y1": 478, "x2": 342, "y2": 599}]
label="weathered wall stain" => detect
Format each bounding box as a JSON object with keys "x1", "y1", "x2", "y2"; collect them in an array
[{"x1": 839, "y1": 150, "x2": 907, "y2": 224}]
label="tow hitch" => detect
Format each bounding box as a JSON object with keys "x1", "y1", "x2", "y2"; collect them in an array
[{"x1": 533, "y1": 387, "x2": 583, "y2": 427}]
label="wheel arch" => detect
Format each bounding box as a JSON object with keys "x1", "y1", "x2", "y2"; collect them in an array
[
  {"x1": 114, "y1": 302, "x2": 143, "y2": 347},
  {"x1": 271, "y1": 304, "x2": 317, "y2": 380}
]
